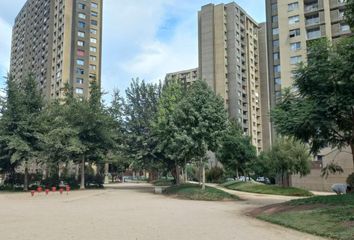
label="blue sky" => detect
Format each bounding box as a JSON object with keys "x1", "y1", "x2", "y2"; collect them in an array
[{"x1": 0, "y1": 0, "x2": 265, "y2": 101}]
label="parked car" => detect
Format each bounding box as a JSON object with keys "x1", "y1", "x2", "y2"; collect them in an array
[{"x1": 256, "y1": 176, "x2": 270, "y2": 184}]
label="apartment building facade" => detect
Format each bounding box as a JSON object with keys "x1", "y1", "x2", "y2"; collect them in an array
[
  {"x1": 10, "y1": 0, "x2": 103, "y2": 99},
  {"x1": 165, "y1": 68, "x2": 199, "y2": 87},
  {"x1": 265, "y1": 0, "x2": 351, "y2": 105},
  {"x1": 198, "y1": 3, "x2": 263, "y2": 152}
]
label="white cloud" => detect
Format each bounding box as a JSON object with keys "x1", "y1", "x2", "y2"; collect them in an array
[
  {"x1": 0, "y1": 17, "x2": 12, "y2": 79},
  {"x1": 101, "y1": 0, "x2": 199, "y2": 101}
]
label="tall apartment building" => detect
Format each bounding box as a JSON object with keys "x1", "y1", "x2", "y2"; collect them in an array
[
  {"x1": 265, "y1": 0, "x2": 351, "y2": 106},
  {"x1": 10, "y1": 0, "x2": 102, "y2": 99},
  {"x1": 198, "y1": 3, "x2": 263, "y2": 152},
  {"x1": 165, "y1": 68, "x2": 199, "y2": 87}
]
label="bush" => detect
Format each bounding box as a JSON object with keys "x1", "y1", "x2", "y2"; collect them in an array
[
  {"x1": 346, "y1": 172, "x2": 354, "y2": 187},
  {"x1": 206, "y1": 166, "x2": 224, "y2": 183}
]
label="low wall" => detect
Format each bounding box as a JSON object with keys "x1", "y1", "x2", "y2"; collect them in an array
[{"x1": 292, "y1": 148, "x2": 353, "y2": 192}]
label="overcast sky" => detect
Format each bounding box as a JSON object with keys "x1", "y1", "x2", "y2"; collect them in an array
[{"x1": 0, "y1": 0, "x2": 265, "y2": 101}]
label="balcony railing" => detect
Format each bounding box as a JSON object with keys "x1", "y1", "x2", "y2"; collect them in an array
[
  {"x1": 306, "y1": 17, "x2": 320, "y2": 25},
  {"x1": 304, "y1": 4, "x2": 318, "y2": 13}
]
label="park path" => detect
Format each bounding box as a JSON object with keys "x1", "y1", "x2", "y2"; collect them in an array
[{"x1": 0, "y1": 183, "x2": 326, "y2": 240}]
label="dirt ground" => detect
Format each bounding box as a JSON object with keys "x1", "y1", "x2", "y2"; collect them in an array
[{"x1": 0, "y1": 183, "x2": 325, "y2": 240}]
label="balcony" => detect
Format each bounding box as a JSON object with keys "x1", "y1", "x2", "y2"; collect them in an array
[
  {"x1": 306, "y1": 17, "x2": 320, "y2": 26},
  {"x1": 304, "y1": 4, "x2": 318, "y2": 13}
]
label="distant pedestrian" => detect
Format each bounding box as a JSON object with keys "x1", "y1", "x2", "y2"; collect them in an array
[{"x1": 331, "y1": 184, "x2": 352, "y2": 195}]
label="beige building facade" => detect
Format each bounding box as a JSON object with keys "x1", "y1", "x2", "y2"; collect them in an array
[
  {"x1": 265, "y1": 0, "x2": 353, "y2": 189},
  {"x1": 165, "y1": 68, "x2": 199, "y2": 87},
  {"x1": 265, "y1": 0, "x2": 351, "y2": 107},
  {"x1": 10, "y1": 0, "x2": 103, "y2": 100},
  {"x1": 198, "y1": 3, "x2": 263, "y2": 152}
]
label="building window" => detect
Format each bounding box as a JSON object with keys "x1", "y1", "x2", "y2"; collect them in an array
[
  {"x1": 76, "y1": 78, "x2": 84, "y2": 84},
  {"x1": 290, "y1": 55, "x2": 302, "y2": 64},
  {"x1": 271, "y1": 3, "x2": 277, "y2": 13},
  {"x1": 78, "y1": 3, "x2": 85, "y2": 10},
  {"x1": 272, "y1": 15, "x2": 278, "y2": 23},
  {"x1": 289, "y1": 28, "x2": 300, "y2": 38},
  {"x1": 75, "y1": 88, "x2": 84, "y2": 94},
  {"x1": 307, "y1": 28, "x2": 321, "y2": 39},
  {"x1": 90, "y1": 38, "x2": 97, "y2": 44},
  {"x1": 91, "y1": 20, "x2": 98, "y2": 26},
  {"x1": 288, "y1": 15, "x2": 300, "y2": 25},
  {"x1": 273, "y1": 40, "x2": 279, "y2": 48},
  {"x1": 77, "y1": 59, "x2": 85, "y2": 66},
  {"x1": 76, "y1": 68, "x2": 84, "y2": 75},
  {"x1": 89, "y1": 65, "x2": 96, "y2": 71},
  {"x1": 90, "y1": 28, "x2": 97, "y2": 34},
  {"x1": 77, "y1": 40, "x2": 84, "y2": 47},
  {"x1": 91, "y1": 11, "x2": 98, "y2": 17},
  {"x1": 275, "y1": 78, "x2": 282, "y2": 85},
  {"x1": 288, "y1": 2, "x2": 299, "y2": 12},
  {"x1": 90, "y1": 46, "x2": 97, "y2": 52},
  {"x1": 272, "y1": 28, "x2": 279, "y2": 35},
  {"x1": 77, "y1": 49, "x2": 85, "y2": 57},
  {"x1": 340, "y1": 23, "x2": 350, "y2": 32},
  {"x1": 273, "y1": 52, "x2": 280, "y2": 60},
  {"x1": 78, "y1": 21, "x2": 86, "y2": 28},
  {"x1": 78, "y1": 13, "x2": 86, "y2": 19},
  {"x1": 91, "y1": 2, "x2": 98, "y2": 8},
  {"x1": 78, "y1": 31, "x2": 85, "y2": 38},
  {"x1": 90, "y1": 55, "x2": 96, "y2": 61},
  {"x1": 274, "y1": 65, "x2": 281, "y2": 73},
  {"x1": 339, "y1": 9, "x2": 345, "y2": 18},
  {"x1": 89, "y1": 73, "x2": 97, "y2": 80},
  {"x1": 290, "y1": 42, "x2": 301, "y2": 51}
]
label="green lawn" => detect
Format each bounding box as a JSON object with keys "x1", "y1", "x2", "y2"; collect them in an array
[
  {"x1": 223, "y1": 181, "x2": 313, "y2": 196},
  {"x1": 164, "y1": 183, "x2": 239, "y2": 201},
  {"x1": 258, "y1": 194, "x2": 354, "y2": 240}
]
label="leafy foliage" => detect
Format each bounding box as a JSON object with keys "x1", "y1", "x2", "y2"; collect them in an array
[
  {"x1": 216, "y1": 120, "x2": 256, "y2": 177},
  {"x1": 271, "y1": 37, "x2": 354, "y2": 166}
]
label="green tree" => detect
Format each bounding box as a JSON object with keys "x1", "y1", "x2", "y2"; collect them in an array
[
  {"x1": 41, "y1": 100, "x2": 84, "y2": 178},
  {"x1": 216, "y1": 120, "x2": 257, "y2": 179},
  {"x1": 271, "y1": 37, "x2": 354, "y2": 167},
  {"x1": 173, "y1": 80, "x2": 228, "y2": 189},
  {"x1": 152, "y1": 79, "x2": 187, "y2": 184},
  {"x1": 0, "y1": 75, "x2": 44, "y2": 190},
  {"x1": 123, "y1": 79, "x2": 161, "y2": 178},
  {"x1": 63, "y1": 81, "x2": 114, "y2": 189},
  {"x1": 345, "y1": 0, "x2": 354, "y2": 30},
  {"x1": 264, "y1": 137, "x2": 311, "y2": 187}
]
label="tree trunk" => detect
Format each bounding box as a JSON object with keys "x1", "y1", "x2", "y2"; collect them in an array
[
  {"x1": 202, "y1": 164, "x2": 205, "y2": 190},
  {"x1": 80, "y1": 156, "x2": 85, "y2": 190},
  {"x1": 24, "y1": 162, "x2": 29, "y2": 191},
  {"x1": 75, "y1": 164, "x2": 79, "y2": 181},
  {"x1": 351, "y1": 143, "x2": 354, "y2": 169},
  {"x1": 236, "y1": 168, "x2": 239, "y2": 179},
  {"x1": 185, "y1": 164, "x2": 188, "y2": 182},
  {"x1": 104, "y1": 163, "x2": 109, "y2": 184},
  {"x1": 176, "y1": 164, "x2": 180, "y2": 185}
]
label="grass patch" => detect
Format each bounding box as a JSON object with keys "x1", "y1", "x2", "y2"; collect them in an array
[
  {"x1": 224, "y1": 181, "x2": 313, "y2": 196},
  {"x1": 164, "y1": 183, "x2": 239, "y2": 201},
  {"x1": 258, "y1": 194, "x2": 354, "y2": 240},
  {"x1": 152, "y1": 179, "x2": 173, "y2": 186}
]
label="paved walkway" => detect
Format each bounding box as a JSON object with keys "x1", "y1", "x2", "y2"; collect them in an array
[{"x1": 0, "y1": 183, "x2": 326, "y2": 240}]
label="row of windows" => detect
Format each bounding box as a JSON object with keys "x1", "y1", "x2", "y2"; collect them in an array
[
  {"x1": 78, "y1": 11, "x2": 98, "y2": 20},
  {"x1": 78, "y1": 20, "x2": 98, "y2": 28},
  {"x1": 78, "y1": 2, "x2": 98, "y2": 10}
]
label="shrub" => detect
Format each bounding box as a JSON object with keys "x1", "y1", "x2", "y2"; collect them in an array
[
  {"x1": 206, "y1": 166, "x2": 224, "y2": 183},
  {"x1": 346, "y1": 173, "x2": 354, "y2": 187}
]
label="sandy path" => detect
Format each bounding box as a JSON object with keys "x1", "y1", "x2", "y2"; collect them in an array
[{"x1": 0, "y1": 183, "x2": 325, "y2": 240}]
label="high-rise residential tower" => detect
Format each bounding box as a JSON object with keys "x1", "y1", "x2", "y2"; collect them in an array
[
  {"x1": 10, "y1": 0, "x2": 103, "y2": 99},
  {"x1": 265, "y1": 0, "x2": 351, "y2": 109},
  {"x1": 198, "y1": 3, "x2": 263, "y2": 152}
]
